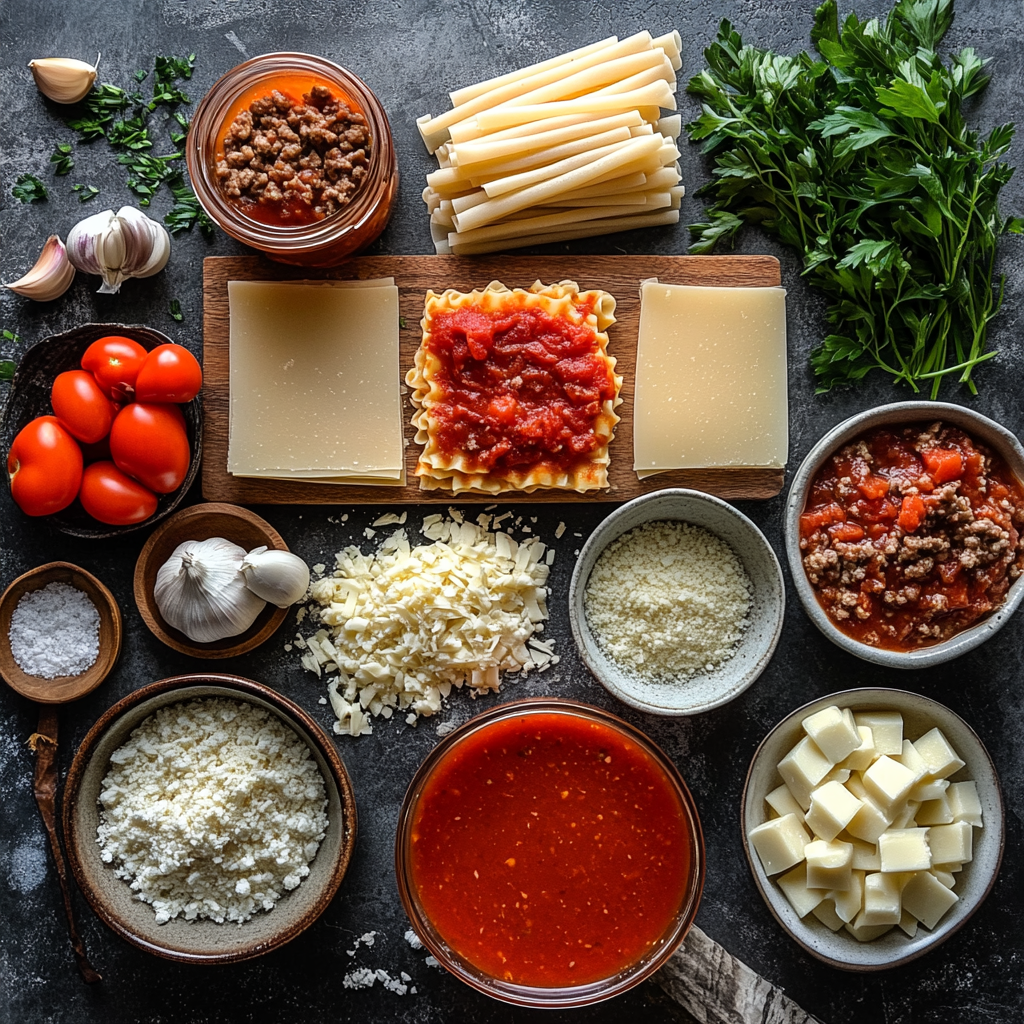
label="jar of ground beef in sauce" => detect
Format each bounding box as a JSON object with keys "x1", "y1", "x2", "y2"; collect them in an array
[
  {"x1": 395, "y1": 699, "x2": 705, "y2": 1009},
  {"x1": 186, "y1": 53, "x2": 397, "y2": 267}
]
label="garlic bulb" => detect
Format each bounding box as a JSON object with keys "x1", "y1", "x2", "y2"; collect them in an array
[
  {"x1": 4, "y1": 235, "x2": 75, "y2": 301},
  {"x1": 154, "y1": 537, "x2": 266, "y2": 643},
  {"x1": 67, "y1": 206, "x2": 171, "y2": 295},
  {"x1": 29, "y1": 56, "x2": 98, "y2": 104},
  {"x1": 240, "y1": 547, "x2": 311, "y2": 608}
]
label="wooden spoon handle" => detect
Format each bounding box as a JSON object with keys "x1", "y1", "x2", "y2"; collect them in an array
[{"x1": 31, "y1": 705, "x2": 102, "y2": 985}]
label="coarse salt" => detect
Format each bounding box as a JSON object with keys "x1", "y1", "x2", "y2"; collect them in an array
[{"x1": 9, "y1": 581, "x2": 99, "y2": 678}]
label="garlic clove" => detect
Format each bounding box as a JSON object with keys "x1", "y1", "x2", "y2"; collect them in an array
[
  {"x1": 136, "y1": 223, "x2": 171, "y2": 278},
  {"x1": 117, "y1": 207, "x2": 171, "y2": 278},
  {"x1": 29, "y1": 56, "x2": 98, "y2": 104},
  {"x1": 240, "y1": 546, "x2": 311, "y2": 608},
  {"x1": 4, "y1": 235, "x2": 75, "y2": 301},
  {"x1": 67, "y1": 209, "x2": 114, "y2": 276}
]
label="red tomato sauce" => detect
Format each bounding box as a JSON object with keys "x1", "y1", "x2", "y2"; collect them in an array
[
  {"x1": 424, "y1": 298, "x2": 618, "y2": 478},
  {"x1": 408, "y1": 712, "x2": 693, "y2": 987},
  {"x1": 799, "y1": 422, "x2": 1024, "y2": 649}
]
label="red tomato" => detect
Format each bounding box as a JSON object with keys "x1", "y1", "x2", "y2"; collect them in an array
[
  {"x1": 134, "y1": 344, "x2": 202, "y2": 403},
  {"x1": 81, "y1": 335, "x2": 149, "y2": 402},
  {"x1": 51, "y1": 369, "x2": 118, "y2": 444},
  {"x1": 78, "y1": 461, "x2": 158, "y2": 525},
  {"x1": 109, "y1": 403, "x2": 191, "y2": 493},
  {"x1": 7, "y1": 416, "x2": 83, "y2": 516}
]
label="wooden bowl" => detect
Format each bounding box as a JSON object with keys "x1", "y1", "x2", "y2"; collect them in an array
[
  {"x1": 134, "y1": 502, "x2": 291, "y2": 658},
  {"x1": 0, "y1": 562, "x2": 122, "y2": 703},
  {"x1": 0, "y1": 323, "x2": 203, "y2": 539},
  {"x1": 63, "y1": 673, "x2": 357, "y2": 964}
]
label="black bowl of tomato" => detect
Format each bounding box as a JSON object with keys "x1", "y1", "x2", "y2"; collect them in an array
[
  {"x1": 1, "y1": 323, "x2": 202, "y2": 539},
  {"x1": 785, "y1": 401, "x2": 1024, "y2": 668}
]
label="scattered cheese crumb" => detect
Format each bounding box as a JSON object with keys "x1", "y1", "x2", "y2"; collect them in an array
[
  {"x1": 555, "y1": 521, "x2": 566, "y2": 538},
  {"x1": 312, "y1": 564, "x2": 327, "y2": 576},
  {"x1": 404, "y1": 929, "x2": 424, "y2": 949},
  {"x1": 363, "y1": 528, "x2": 376, "y2": 540}
]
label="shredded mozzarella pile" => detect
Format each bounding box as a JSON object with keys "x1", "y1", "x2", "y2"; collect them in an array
[
  {"x1": 298, "y1": 514, "x2": 556, "y2": 736},
  {"x1": 96, "y1": 699, "x2": 328, "y2": 925}
]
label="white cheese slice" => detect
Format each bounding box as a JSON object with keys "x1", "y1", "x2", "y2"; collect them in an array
[
  {"x1": 633, "y1": 280, "x2": 788, "y2": 474},
  {"x1": 227, "y1": 280, "x2": 405, "y2": 480}
]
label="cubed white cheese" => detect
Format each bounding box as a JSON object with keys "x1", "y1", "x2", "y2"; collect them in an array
[
  {"x1": 914, "y1": 727, "x2": 966, "y2": 780},
  {"x1": 802, "y1": 706, "x2": 862, "y2": 764},
  {"x1": 863, "y1": 755, "x2": 918, "y2": 812},
  {"x1": 840, "y1": 726, "x2": 878, "y2": 772},
  {"x1": 765, "y1": 783, "x2": 805, "y2": 822},
  {"x1": 776, "y1": 862, "x2": 828, "y2": 918},
  {"x1": 854, "y1": 711, "x2": 903, "y2": 755},
  {"x1": 778, "y1": 736, "x2": 834, "y2": 810},
  {"x1": 878, "y1": 828, "x2": 932, "y2": 872},
  {"x1": 947, "y1": 781, "x2": 983, "y2": 827},
  {"x1": 858, "y1": 871, "x2": 903, "y2": 927},
  {"x1": 805, "y1": 839, "x2": 853, "y2": 891},
  {"x1": 846, "y1": 795, "x2": 893, "y2": 844},
  {"x1": 805, "y1": 781, "x2": 863, "y2": 843},
  {"x1": 927, "y1": 820, "x2": 973, "y2": 866},
  {"x1": 812, "y1": 898, "x2": 845, "y2": 932},
  {"x1": 748, "y1": 813, "x2": 812, "y2": 875},
  {"x1": 901, "y1": 870, "x2": 959, "y2": 930}
]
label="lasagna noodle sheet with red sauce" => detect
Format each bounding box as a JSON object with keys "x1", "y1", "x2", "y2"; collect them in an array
[{"x1": 406, "y1": 280, "x2": 622, "y2": 494}]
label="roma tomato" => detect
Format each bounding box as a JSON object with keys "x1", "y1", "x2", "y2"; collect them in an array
[
  {"x1": 51, "y1": 369, "x2": 118, "y2": 443},
  {"x1": 81, "y1": 335, "x2": 148, "y2": 402},
  {"x1": 109, "y1": 402, "x2": 191, "y2": 493},
  {"x1": 134, "y1": 344, "x2": 202, "y2": 403},
  {"x1": 78, "y1": 461, "x2": 158, "y2": 525},
  {"x1": 7, "y1": 415, "x2": 83, "y2": 516}
]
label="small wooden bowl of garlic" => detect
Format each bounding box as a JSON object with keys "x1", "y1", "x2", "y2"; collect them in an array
[{"x1": 134, "y1": 502, "x2": 309, "y2": 658}]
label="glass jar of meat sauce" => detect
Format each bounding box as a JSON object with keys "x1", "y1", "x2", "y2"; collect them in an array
[
  {"x1": 186, "y1": 53, "x2": 397, "y2": 267},
  {"x1": 395, "y1": 699, "x2": 705, "y2": 1008}
]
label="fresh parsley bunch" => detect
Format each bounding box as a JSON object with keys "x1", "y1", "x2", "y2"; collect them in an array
[{"x1": 687, "y1": 0, "x2": 1021, "y2": 396}]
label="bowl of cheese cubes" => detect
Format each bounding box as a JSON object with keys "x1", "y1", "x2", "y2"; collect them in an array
[{"x1": 742, "y1": 688, "x2": 1003, "y2": 970}]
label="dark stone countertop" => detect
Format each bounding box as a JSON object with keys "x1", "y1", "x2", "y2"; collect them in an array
[{"x1": 1, "y1": 2, "x2": 1022, "y2": 1022}]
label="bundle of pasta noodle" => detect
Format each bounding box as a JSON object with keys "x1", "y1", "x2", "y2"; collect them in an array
[{"x1": 418, "y1": 31, "x2": 684, "y2": 255}]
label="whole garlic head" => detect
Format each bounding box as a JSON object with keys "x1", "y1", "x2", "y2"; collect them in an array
[{"x1": 66, "y1": 206, "x2": 171, "y2": 294}]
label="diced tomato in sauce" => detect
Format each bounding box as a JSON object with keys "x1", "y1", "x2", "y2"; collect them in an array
[
  {"x1": 799, "y1": 423, "x2": 1024, "y2": 650},
  {"x1": 424, "y1": 298, "x2": 618, "y2": 477}
]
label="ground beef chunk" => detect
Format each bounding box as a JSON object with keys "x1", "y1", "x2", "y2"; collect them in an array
[{"x1": 215, "y1": 84, "x2": 370, "y2": 221}]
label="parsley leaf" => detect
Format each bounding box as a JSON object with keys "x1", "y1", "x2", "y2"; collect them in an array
[
  {"x1": 2, "y1": 330, "x2": 21, "y2": 344},
  {"x1": 72, "y1": 183, "x2": 100, "y2": 202},
  {"x1": 12, "y1": 173, "x2": 47, "y2": 203},
  {"x1": 50, "y1": 143, "x2": 74, "y2": 176},
  {"x1": 150, "y1": 54, "x2": 195, "y2": 110},
  {"x1": 0, "y1": 360, "x2": 15, "y2": 382},
  {"x1": 686, "y1": 0, "x2": 1020, "y2": 396},
  {"x1": 164, "y1": 170, "x2": 214, "y2": 237},
  {"x1": 169, "y1": 299, "x2": 184, "y2": 321}
]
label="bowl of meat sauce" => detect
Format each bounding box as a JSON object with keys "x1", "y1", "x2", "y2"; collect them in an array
[
  {"x1": 786, "y1": 402, "x2": 1024, "y2": 667},
  {"x1": 395, "y1": 699, "x2": 704, "y2": 1008},
  {"x1": 186, "y1": 53, "x2": 397, "y2": 266}
]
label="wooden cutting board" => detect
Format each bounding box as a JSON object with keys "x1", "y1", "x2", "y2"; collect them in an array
[{"x1": 201, "y1": 254, "x2": 785, "y2": 504}]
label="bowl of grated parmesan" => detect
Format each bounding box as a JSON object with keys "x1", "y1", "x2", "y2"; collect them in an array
[
  {"x1": 569, "y1": 489, "x2": 785, "y2": 716},
  {"x1": 63, "y1": 673, "x2": 356, "y2": 963}
]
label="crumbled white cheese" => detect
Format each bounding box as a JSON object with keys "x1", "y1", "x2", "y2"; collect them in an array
[
  {"x1": 555, "y1": 521, "x2": 566, "y2": 538},
  {"x1": 96, "y1": 699, "x2": 328, "y2": 925},
  {"x1": 585, "y1": 520, "x2": 751, "y2": 683},
  {"x1": 299, "y1": 516, "x2": 553, "y2": 735}
]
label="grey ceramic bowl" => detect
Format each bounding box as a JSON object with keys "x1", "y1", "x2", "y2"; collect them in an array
[
  {"x1": 64, "y1": 674, "x2": 357, "y2": 964},
  {"x1": 568, "y1": 489, "x2": 784, "y2": 715},
  {"x1": 785, "y1": 402, "x2": 1024, "y2": 668},
  {"x1": 742, "y1": 687, "x2": 1004, "y2": 971}
]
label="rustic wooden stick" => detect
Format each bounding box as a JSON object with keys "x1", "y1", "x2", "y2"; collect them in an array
[
  {"x1": 656, "y1": 926, "x2": 821, "y2": 1024},
  {"x1": 30, "y1": 706, "x2": 102, "y2": 984}
]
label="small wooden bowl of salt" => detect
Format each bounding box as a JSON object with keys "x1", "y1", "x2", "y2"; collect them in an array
[{"x1": 0, "y1": 562, "x2": 122, "y2": 703}]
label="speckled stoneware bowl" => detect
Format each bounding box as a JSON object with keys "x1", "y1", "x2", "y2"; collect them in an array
[
  {"x1": 568, "y1": 489, "x2": 785, "y2": 715},
  {"x1": 742, "y1": 687, "x2": 1004, "y2": 971},
  {"x1": 785, "y1": 402, "x2": 1024, "y2": 668},
  {"x1": 63, "y1": 674, "x2": 357, "y2": 964}
]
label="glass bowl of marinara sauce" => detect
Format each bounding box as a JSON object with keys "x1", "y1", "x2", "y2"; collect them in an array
[
  {"x1": 395, "y1": 699, "x2": 705, "y2": 1008},
  {"x1": 786, "y1": 401, "x2": 1024, "y2": 668},
  {"x1": 186, "y1": 53, "x2": 397, "y2": 267}
]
